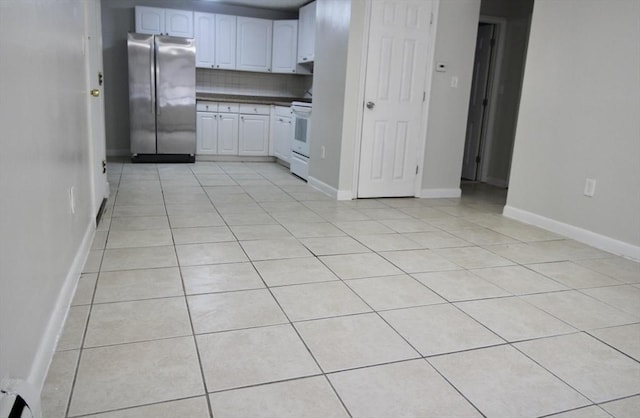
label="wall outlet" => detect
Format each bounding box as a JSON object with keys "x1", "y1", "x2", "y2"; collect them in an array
[
  {"x1": 584, "y1": 178, "x2": 596, "y2": 197},
  {"x1": 69, "y1": 186, "x2": 76, "y2": 214},
  {"x1": 321, "y1": 146, "x2": 326, "y2": 159}
]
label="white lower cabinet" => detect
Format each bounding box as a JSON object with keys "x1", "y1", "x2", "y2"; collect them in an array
[
  {"x1": 196, "y1": 102, "x2": 239, "y2": 155},
  {"x1": 217, "y1": 113, "x2": 239, "y2": 155},
  {"x1": 198, "y1": 101, "x2": 273, "y2": 157},
  {"x1": 196, "y1": 111, "x2": 218, "y2": 154},
  {"x1": 239, "y1": 114, "x2": 270, "y2": 156}
]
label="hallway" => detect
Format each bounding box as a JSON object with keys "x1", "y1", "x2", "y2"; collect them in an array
[{"x1": 42, "y1": 161, "x2": 640, "y2": 417}]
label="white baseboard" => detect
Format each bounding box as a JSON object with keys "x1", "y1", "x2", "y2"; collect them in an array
[
  {"x1": 307, "y1": 176, "x2": 352, "y2": 200},
  {"x1": 336, "y1": 190, "x2": 353, "y2": 201},
  {"x1": 106, "y1": 148, "x2": 129, "y2": 157},
  {"x1": 503, "y1": 205, "x2": 640, "y2": 261},
  {"x1": 419, "y1": 187, "x2": 462, "y2": 198},
  {"x1": 28, "y1": 220, "x2": 95, "y2": 396}
]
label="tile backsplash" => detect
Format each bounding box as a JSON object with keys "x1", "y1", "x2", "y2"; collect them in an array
[{"x1": 197, "y1": 69, "x2": 312, "y2": 97}]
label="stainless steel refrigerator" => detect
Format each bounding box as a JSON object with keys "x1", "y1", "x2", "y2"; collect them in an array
[{"x1": 128, "y1": 33, "x2": 196, "y2": 162}]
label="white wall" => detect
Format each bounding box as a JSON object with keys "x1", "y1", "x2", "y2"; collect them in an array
[
  {"x1": 308, "y1": 0, "x2": 352, "y2": 193},
  {"x1": 337, "y1": 0, "x2": 366, "y2": 196},
  {"x1": 0, "y1": 0, "x2": 96, "y2": 404},
  {"x1": 505, "y1": 0, "x2": 640, "y2": 258},
  {"x1": 421, "y1": 0, "x2": 481, "y2": 196}
]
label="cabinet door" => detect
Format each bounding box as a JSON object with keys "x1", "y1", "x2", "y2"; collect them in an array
[
  {"x1": 297, "y1": 1, "x2": 316, "y2": 63},
  {"x1": 272, "y1": 20, "x2": 298, "y2": 74},
  {"x1": 194, "y1": 12, "x2": 215, "y2": 68},
  {"x1": 236, "y1": 17, "x2": 273, "y2": 72},
  {"x1": 165, "y1": 9, "x2": 193, "y2": 38},
  {"x1": 273, "y1": 117, "x2": 293, "y2": 162},
  {"x1": 217, "y1": 113, "x2": 239, "y2": 155},
  {"x1": 215, "y1": 14, "x2": 237, "y2": 70},
  {"x1": 239, "y1": 114, "x2": 270, "y2": 155},
  {"x1": 135, "y1": 6, "x2": 164, "y2": 35},
  {"x1": 197, "y1": 112, "x2": 218, "y2": 154}
]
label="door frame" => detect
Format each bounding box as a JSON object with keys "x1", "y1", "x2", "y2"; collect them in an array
[
  {"x1": 474, "y1": 15, "x2": 506, "y2": 184},
  {"x1": 84, "y1": 0, "x2": 109, "y2": 223},
  {"x1": 351, "y1": 0, "x2": 440, "y2": 199}
]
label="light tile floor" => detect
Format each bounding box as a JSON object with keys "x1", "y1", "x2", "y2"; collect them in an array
[{"x1": 42, "y1": 162, "x2": 640, "y2": 418}]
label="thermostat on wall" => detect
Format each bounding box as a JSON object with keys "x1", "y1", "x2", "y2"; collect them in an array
[{"x1": 436, "y1": 62, "x2": 447, "y2": 72}]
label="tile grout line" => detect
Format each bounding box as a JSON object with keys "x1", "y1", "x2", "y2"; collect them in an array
[
  {"x1": 210, "y1": 163, "x2": 356, "y2": 417},
  {"x1": 175, "y1": 162, "x2": 216, "y2": 418},
  {"x1": 57, "y1": 160, "x2": 640, "y2": 417}
]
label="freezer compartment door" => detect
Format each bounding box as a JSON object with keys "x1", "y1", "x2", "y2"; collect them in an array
[
  {"x1": 155, "y1": 36, "x2": 196, "y2": 155},
  {"x1": 128, "y1": 33, "x2": 156, "y2": 155}
]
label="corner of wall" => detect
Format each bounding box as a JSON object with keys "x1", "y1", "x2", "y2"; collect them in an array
[
  {"x1": 308, "y1": 176, "x2": 352, "y2": 200},
  {"x1": 421, "y1": 0, "x2": 481, "y2": 193}
]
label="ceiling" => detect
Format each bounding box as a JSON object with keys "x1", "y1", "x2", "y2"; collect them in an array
[{"x1": 204, "y1": 0, "x2": 310, "y2": 11}]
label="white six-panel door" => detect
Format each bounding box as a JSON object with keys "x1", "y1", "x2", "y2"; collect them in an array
[{"x1": 358, "y1": 0, "x2": 433, "y2": 198}]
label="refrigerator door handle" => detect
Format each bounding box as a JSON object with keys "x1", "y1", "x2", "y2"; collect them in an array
[
  {"x1": 150, "y1": 37, "x2": 155, "y2": 114},
  {"x1": 154, "y1": 37, "x2": 160, "y2": 116}
]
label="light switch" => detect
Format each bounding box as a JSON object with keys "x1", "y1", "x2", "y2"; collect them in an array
[
  {"x1": 584, "y1": 178, "x2": 596, "y2": 197},
  {"x1": 450, "y1": 76, "x2": 458, "y2": 88}
]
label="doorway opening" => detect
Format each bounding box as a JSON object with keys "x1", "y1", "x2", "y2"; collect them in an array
[
  {"x1": 462, "y1": 21, "x2": 498, "y2": 182},
  {"x1": 461, "y1": 10, "x2": 533, "y2": 190}
]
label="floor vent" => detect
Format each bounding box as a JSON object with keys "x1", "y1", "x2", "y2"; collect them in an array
[
  {"x1": 96, "y1": 197, "x2": 108, "y2": 226},
  {"x1": 0, "y1": 391, "x2": 33, "y2": 418}
]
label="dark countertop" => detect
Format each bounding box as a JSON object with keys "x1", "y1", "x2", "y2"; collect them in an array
[{"x1": 196, "y1": 92, "x2": 311, "y2": 107}]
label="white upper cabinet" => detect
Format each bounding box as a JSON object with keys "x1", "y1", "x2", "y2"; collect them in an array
[
  {"x1": 165, "y1": 9, "x2": 194, "y2": 38},
  {"x1": 194, "y1": 13, "x2": 237, "y2": 70},
  {"x1": 135, "y1": 7, "x2": 193, "y2": 37},
  {"x1": 135, "y1": 6, "x2": 164, "y2": 35},
  {"x1": 215, "y1": 14, "x2": 237, "y2": 70},
  {"x1": 272, "y1": 20, "x2": 298, "y2": 74},
  {"x1": 151, "y1": 7, "x2": 314, "y2": 75},
  {"x1": 237, "y1": 17, "x2": 273, "y2": 73},
  {"x1": 297, "y1": 1, "x2": 316, "y2": 63},
  {"x1": 194, "y1": 12, "x2": 215, "y2": 68}
]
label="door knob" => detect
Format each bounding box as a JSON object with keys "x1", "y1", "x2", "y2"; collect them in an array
[
  {"x1": 90, "y1": 89, "x2": 100, "y2": 97},
  {"x1": 366, "y1": 101, "x2": 375, "y2": 109}
]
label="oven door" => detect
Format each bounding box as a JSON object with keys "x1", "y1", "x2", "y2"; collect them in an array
[{"x1": 292, "y1": 114, "x2": 310, "y2": 158}]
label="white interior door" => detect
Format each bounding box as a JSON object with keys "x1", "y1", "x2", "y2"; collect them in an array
[
  {"x1": 462, "y1": 24, "x2": 494, "y2": 180},
  {"x1": 85, "y1": 0, "x2": 109, "y2": 222},
  {"x1": 358, "y1": 0, "x2": 433, "y2": 198}
]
